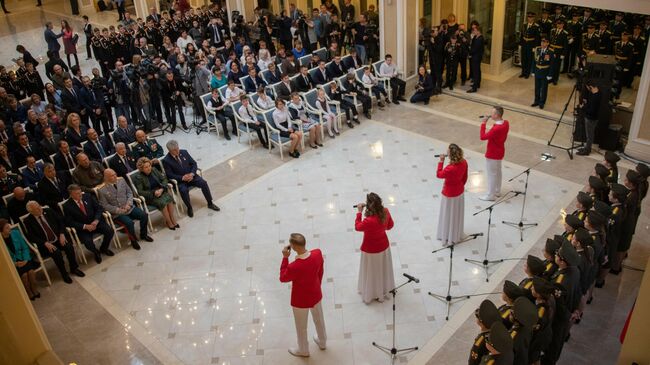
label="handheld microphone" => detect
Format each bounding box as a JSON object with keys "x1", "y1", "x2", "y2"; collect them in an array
[
  {"x1": 353, "y1": 205, "x2": 358, "y2": 208},
  {"x1": 403, "y1": 273, "x2": 420, "y2": 283},
  {"x1": 434, "y1": 154, "x2": 446, "y2": 158},
  {"x1": 479, "y1": 115, "x2": 490, "y2": 119}
]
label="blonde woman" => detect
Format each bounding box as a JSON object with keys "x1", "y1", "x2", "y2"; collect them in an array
[
  {"x1": 315, "y1": 88, "x2": 339, "y2": 138},
  {"x1": 63, "y1": 113, "x2": 88, "y2": 148},
  {"x1": 131, "y1": 157, "x2": 179, "y2": 230}
]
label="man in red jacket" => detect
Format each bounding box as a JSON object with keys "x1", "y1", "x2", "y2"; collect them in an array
[
  {"x1": 279, "y1": 233, "x2": 327, "y2": 357},
  {"x1": 479, "y1": 106, "x2": 510, "y2": 201}
]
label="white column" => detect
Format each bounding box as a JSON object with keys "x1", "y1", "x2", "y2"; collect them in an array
[{"x1": 624, "y1": 46, "x2": 650, "y2": 161}]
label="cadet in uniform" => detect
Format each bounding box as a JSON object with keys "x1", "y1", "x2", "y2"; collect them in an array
[
  {"x1": 499, "y1": 280, "x2": 526, "y2": 330},
  {"x1": 469, "y1": 299, "x2": 502, "y2": 365},
  {"x1": 596, "y1": 21, "x2": 613, "y2": 54},
  {"x1": 444, "y1": 36, "x2": 461, "y2": 90},
  {"x1": 519, "y1": 255, "x2": 545, "y2": 294},
  {"x1": 581, "y1": 23, "x2": 599, "y2": 56},
  {"x1": 615, "y1": 170, "x2": 641, "y2": 271},
  {"x1": 538, "y1": 10, "x2": 554, "y2": 40},
  {"x1": 584, "y1": 211, "x2": 606, "y2": 294},
  {"x1": 607, "y1": 183, "x2": 628, "y2": 275},
  {"x1": 510, "y1": 296, "x2": 538, "y2": 365},
  {"x1": 481, "y1": 322, "x2": 514, "y2": 365},
  {"x1": 631, "y1": 25, "x2": 647, "y2": 77},
  {"x1": 541, "y1": 238, "x2": 560, "y2": 281},
  {"x1": 573, "y1": 191, "x2": 593, "y2": 221},
  {"x1": 549, "y1": 20, "x2": 568, "y2": 84},
  {"x1": 609, "y1": 12, "x2": 628, "y2": 43},
  {"x1": 565, "y1": 12, "x2": 583, "y2": 73},
  {"x1": 562, "y1": 214, "x2": 583, "y2": 242},
  {"x1": 603, "y1": 151, "x2": 620, "y2": 184},
  {"x1": 571, "y1": 228, "x2": 594, "y2": 320},
  {"x1": 531, "y1": 38, "x2": 553, "y2": 109},
  {"x1": 593, "y1": 201, "x2": 613, "y2": 288},
  {"x1": 520, "y1": 12, "x2": 541, "y2": 79},
  {"x1": 529, "y1": 277, "x2": 555, "y2": 364},
  {"x1": 588, "y1": 175, "x2": 608, "y2": 203},
  {"x1": 615, "y1": 32, "x2": 635, "y2": 88}
]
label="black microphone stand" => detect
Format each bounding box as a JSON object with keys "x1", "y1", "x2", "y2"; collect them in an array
[
  {"x1": 502, "y1": 158, "x2": 548, "y2": 241},
  {"x1": 372, "y1": 278, "x2": 419, "y2": 363},
  {"x1": 428, "y1": 232, "x2": 482, "y2": 320},
  {"x1": 465, "y1": 191, "x2": 519, "y2": 282}
]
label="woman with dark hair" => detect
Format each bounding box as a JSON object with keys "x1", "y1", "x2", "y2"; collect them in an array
[
  {"x1": 61, "y1": 20, "x2": 79, "y2": 68},
  {"x1": 436, "y1": 143, "x2": 468, "y2": 246},
  {"x1": 1, "y1": 219, "x2": 40, "y2": 301},
  {"x1": 355, "y1": 193, "x2": 395, "y2": 304},
  {"x1": 16, "y1": 45, "x2": 39, "y2": 68}
]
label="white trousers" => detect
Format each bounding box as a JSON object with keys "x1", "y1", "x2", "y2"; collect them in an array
[
  {"x1": 485, "y1": 158, "x2": 502, "y2": 198},
  {"x1": 292, "y1": 300, "x2": 327, "y2": 354}
]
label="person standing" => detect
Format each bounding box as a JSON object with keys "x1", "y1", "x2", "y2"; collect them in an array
[
  {"x1": 44, "y1": 22, "x2": 63, "y2": 59},
  {"x1": 279, "y1": 233, "x2": 327, "y2": 357},
  {"x1": 83, "y1": 16, "x2": 93, "y2": 60},
  {"x1": 436, "y1": 143, "x2": 468, "y2": 246},
  {"x1": 467, "y1": 26, "x2": 484, "y2": 93},
  {"x1": 531, "y1": 38, "x2": 554, "y2": 109},
  {"x1": 576, "y1": 82, "x2": 600, "y2": 156},
  {"x1": 61, "y1": 20, "x2": 79, "y2": 68},
  {"x1": 354, "y1": 193, "x2": 395, "y2": 304},
  {"x1": 520, "y1": 12, "x2": 541, "y2": 79},
  {"x1": 479, "y1": 106, "x2": 509, "y2": 201}
]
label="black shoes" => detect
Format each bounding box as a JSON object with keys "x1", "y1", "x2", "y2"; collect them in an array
[
  {"x1": 467, "y1": 88, "x2": 477, "y2": 93},
  {"x1": 290, "y1": 151, "x2": 300, "y2": 158},
  {"x1": 187, "y1": 207, "x2": 194, "y2": 217},
  {"x1": 131, "y1": 240, "x2": 141, "y2": 250},
  {"x1": 93, "y1": 251, "x2": 102, "y2": 264},
  {"x1": 101, "y1": 249, "x2": 115, "y2": 257},
  {"x1": 224, "y1": 134, "x2": 231, "y2": 141},
  {"x1": 71, "y1": 268, "x2": 85, "y2": 277},
  {"x1": 576, "y1": 149, "x2": 591, "y2": 156},
  {"x1": 346, "y1": 122, "x2": 354, "y2": 128},
  {"x1": 208, "y1": 203, "x2": 221, "y2": 211},
  {"x1": 531, "y1": 103, "x2": 539, "y2": 107},
  {"x1": 63, "y1": 275, "x2": 73, "y2": 284},
  {"x1": 141, "y1": 235, "x2": 154, "y2": 242}
]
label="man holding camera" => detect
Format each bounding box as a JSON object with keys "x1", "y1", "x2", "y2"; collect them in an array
[
  {"x1": 576, "y1": 83, "x2": 600, "y2": 156},
  {"x1": 161, "y1": 71, "x2": 188, "y2": 133}
]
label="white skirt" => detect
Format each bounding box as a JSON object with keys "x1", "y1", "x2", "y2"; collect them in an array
[
  {"x1": 436, "y1": 194, "x2": 465, "y2": 245},
  {"x1": 358, "y1": 248, "x2": 396, "y2": 304}
]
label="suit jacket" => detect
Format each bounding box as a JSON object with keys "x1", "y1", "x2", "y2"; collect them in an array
[
  {"x1": 44, "y1": 28, "x2": 63, "y2": 52},
  {"x1": 243, "y1": 75, "x2": 267, "y2": 94},
  {"x1": 37, "y1": 172, "x2": 70, "y2": 209},
  {"x1": 107, "y1": 153, "x2": 136, "y2": 178},
  {"x1": 276, "y1": 81, "x2": 296, "y2": 101},
  {"x1": 97, "y1": 178, "x2": 135, "y2": 216},
  {"x1": 23, "y1": 208, "x2": 66, "y2": 250},
  {"x1": 112, "y1": 126, "x2": 137, "y2": 145},
  {"x1": 61, "y1": 86, "x2": 84, "y2": 115},
  {"x1": 295, "y1": 73, "x2": 314, "y2": 92},
  {"x1": 83, "y1": 137, "x2": 115, "y2": 162},
  {"x1": 280, "y1": 59, "x2": 298, "y2": 76},
  {"x1": 62, "y1": 194, "x2": 105, "y2": 230},
  {"x1": 206, "y1": 24, "x2": 226, "y2": 47},
  {"x1": 342, "y1": 55, "x2": 362, "y2": 72},
  {"x1": 63, "y1": 126, "x2": 88, "y2": 148},
  {"x1": 14, "y1": 143, "x2": 42, "y2": 168},
  {"x1": 39, "y1": 135, "x2": 61, "y2": 156},
  {"x1": 312, "y1": 67, "x2": 330, "y2": 85},
  {"x1": 0, "y1": 175, "x2": 19, "y2": 196},
  {"x1": 162, "y1": 150, "x2": 198, "y2": 183},
  {"x1": 79, "y1": 86, "x2": 105, "y2": 113},
  {"x1": 7, "y1": 193, "x2": 38, "y2": 223},
  {"x1": 327, "y1": 61, "x2": 345, "y2": 79},
  {"x1": 53, "y1": 151, "x2": 77, "y2": 172},
  {"x1": 21, "y1": 163, "x2": 45, "y2": 190},
  {"x1": 264, "y1": 68, "x2": 282, "y2": 84}
]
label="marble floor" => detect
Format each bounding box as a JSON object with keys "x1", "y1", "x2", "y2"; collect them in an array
[{"x1": 69, "y1": 121, "x2": 580, "y2": 365}]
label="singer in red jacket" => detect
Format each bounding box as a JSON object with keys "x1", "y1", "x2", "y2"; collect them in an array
[
  {"x1": 436, "y1": 143, "x2": 468, "y2": 246},
  {"x1": 279, "y1": 233, "x2": 327, "y2": 357},
  {"x1": 479, "y1": 106, "x2": 509, "y2": 201},
  {"x1": 355, "y1": 193, "x2": 396, "y2": 304}
]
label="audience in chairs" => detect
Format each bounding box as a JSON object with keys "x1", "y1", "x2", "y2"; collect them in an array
[
  {"x1": 8, "y1": 186, "x2": 38, "y2": 223},
  {"x1": 1, "y1": 218, "x2": 41, "y2": 300},
  {"x1": 97, "y1": 169, "x2": 152, "y2": 249},
  {"x1": 131, "y1": 157, "x2": 178, "y2": 230},
  {"x1": 238, "y1": 95, "x2": 270, "y2": 148},
  {"x1": 288, "y1": 93, "x2": 324, "y2": 149},
  {"x1": 72, "y1": 152, "x2": 104, "y2": 193},
  {"x1": 108, "y1": 142, "x2": 136, "y2": 178},
  {"x1": 112, "y1": 116, "x2": 137, "y2": 145},
  {"x1": 21, "y1": 156, "x2": 45, "y2": 190},
  {"x1": 83, "y1": 128, "x2": 114, "y2": 162},
  {"x1": 132, "y1": 130, "x2": 163, "y2": 167},
  {"x1": 62, "y1": 184, "x2": 114, "y2": 263},
  {"x1": 24, "y1": 201, "x2": 84, "y2": 284},
  {"x1": 205, "y1": 88, "x2": 237, "y2": 140},
  {"x1": 273, "y1": 99, "x2": 304, "y2": 158},
  {"x1": 254, "y1": 86, "x2": 275, "y2": 110},
  {"x1": 37, "y1": 163, "x2": 70, "y2": 209},
  {"x1": 53, "y1": 140, "x2": 77, "y2": 172}
]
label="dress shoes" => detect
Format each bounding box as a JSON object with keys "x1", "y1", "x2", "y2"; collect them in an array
[
  {"x1": 100, "y1": 249, "x2": 115, "y2": 256},
  {"x1": 576, "y1": 149, "x2": 590, "y2": 156},
  {"x1": 466, "y1": 88, "x2": 477, "y2": 93},
  {"x1": 398, "y1": 96, "x2": 407, "y2": 102},
  {"x1": 392, "y1": 99, "x2": 400, "y2": 105},
  {"x1": 187, "y1": 207, "x2": 194, "y2": 217},
  {"x1": 224, "y1": 134, "x2": 231, "y2": 141},
  {"x1": 539, "y1": 105, "x2": 544, "y2": 110},
  {"x1": 71, "y1": 268, "x2": 85, "y2": 277},
  {"x1": 313, "y1": 335, "x2": 326, "y2": 350},
  {"x1": 63, "y1": 275, "x2": 73, "y2": 284},
  {"x1": 208, "y1": 203, "x2": 221, "y2": 211},
  {"x1": 531, "y1": 103, "x2": 539, "y2": 107},
  {"x1": 288, "y1": 348, "x2": 309, "y2": 357},
  {"x1": 131, "y1": 240, "x2": 141, "y2": 250},
  {"x1": 346, "y1": 122, "x2": 354, "y2": 128},
  {"x1": 93, "y1": 251, "x2": 102, "y2": 264},
  {"x1": 479, "y1": 195, "x2": 496, "y2": 202},
  {"x1": 353, "y1": 117, "x2": 361, "y2": 124},
  {"x1": 141, "y1": 235, "x2": 154, "y2": 242}
]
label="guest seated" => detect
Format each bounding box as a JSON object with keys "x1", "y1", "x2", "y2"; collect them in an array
[
  {"x1": 112, "y1": 116, "x2": 137, "y2": 145},
  {"x1": 24, "y1": 201, "x2": 84, "y2": 284},
  {"x1": 272, "y1": 99, "x2": 303, "y2": 158},
  {"x1": 132, "y1": 130, "x2": 163, "y2": 166},
  {"x1": 276, "y1": 73, "x2": 296, "y2": 102},
  {"x1": 108, "y1": 142, "x2": 136, "y2": 178},
  {"x1": 21, "y1": 156, "x2": 45, "y2": 190},
  {"x1": 37, "y1": 163, "x2": 70, "y2": 210},
  {"x1": 8, "y1": 187, "x2": 38, "y2": 223},
  {"x1": 206, "y1": 88, "x2": 237, "y2": 140},
  {"x1": 131, "y1": 157, "x2": 179, "y2": 230},
  {"x1": 243, "y1": 68, "x2": 267, "y2": 94},
  {"x1": 53, "y1": 140, "x2": 77, "y2": 172},
  {"x1": 14, "y1": 132, "x2": 42, "y2": 168},
  {"x1": 295, "y1": 66, "x2": 314, "y2": 92},
  {"x1": 72, "y1": 153, "x2": 105, "y2": 193},
  {"x1": 288, "y1": 92, "x2": 323, "y2": 149},
  {"x1": 83, "y1": 128, "x2": 114, "y2": 162},
  {"x1": 162, "y1": 140, "x2": 220, "y2": 217},
  {"x1": 315, "y1": 88, "x2": 340, "y2": 138},
  {"x1": 63, "y1": 113, "x2": 88, "y2": 150},
  {"x1": 224, "y1": 80, "x2": 245, "y2": 103},
  {"x1": 0, "y1": 165, "x2": 19, "y2": 196},
  {"x1": 237, "y1": 95, "x2": 270, "y2": 148},
  {"x1": 313, "y1": 60, "x2": 331, "y2": 85},
  {"x1": 265, "y1": 62, "x2": 282, "y2": 84},
  {"x1": 1, "y1": 218, "x2": 41, "y2": 300},
  {"x1": 39, "y1": 126, "x2": 61, "y2": 156},
  {"x1": 362, "y1": 66, "x2": 390, "y2": 107},
  {"x1": 97, "y1": 169, "x2": 152, "y2": 249},
  {"x1": 254, "y1": 86, "x2": 275, "y2": 110}
]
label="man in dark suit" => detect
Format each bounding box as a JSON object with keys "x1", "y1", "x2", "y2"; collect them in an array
[
  {"x1": 276, "y1": 74, "x2": 296, "y2": 101},
  {"x1": 62, "y1": 184, "x2": 114, "y2": 263},
  {"x1": 281, "y1": 54, "x2": 299, "y2": 76},
  {"x1": 53, "y1": 140, "x2": 77, "y2": 173},
  {"x1": 24, "y1": 201, "x2": 84, "y2": 283},
  {"x1": 312, "y1": 61, "x2": 331, "y2": 85},
  {"x1": 14, "y1": 133, "x2": 41, "y2": 168},
  {"x1": 206, "y1": 18, "x2": 226, "y2": 48},
  {"x1": 327, "y1": 55, "x2": 346, "y2": 79},
  {"x1": 79, "y1": 76, "x2": 110, "y2": 136},
  {"x1": 264, "y1": 62, "x2": 283, "y2": 84},
  {"x1": 39, "y1": 126, "x2": 60, "y2": 156},
  {"x1": 0, "y1": 165, "x2": 19, "y2": 196},
  {"x1": 243, "y1": 68, "x2": 268, "y2": 94},
  {"x1": 108, "y1": 142, "x2": 136, "y2": 178},
  {"x1": 342, "y1": 49, "x2": 363, "y2": 71},
  {"x1": 7, "y1": 187, "x2": 38, "y2": 223},
  {"x1": 160, "y1": 71, "x2": 188, "y2": 132},
  {"x1": 60, "y1": 77, "x2": 85, "y2": 117},
  {"x1": 37, "y1": 163, "x2": 70, "y2": 210},
  {"x1": 295, "y1": 66, "x2": 314, "y2": 92},
  {"x1": 162, "y1": 140, "x2": 220, "y2": 217},
  {"x1": 21, "y1": 156, "x2": 44, "y2": 190},
  {"x1": 467, "y1": 27, "x2": 485, "y2": 93},
  {"x1": 112, "y1": 115, "x2": 137, "y2": 145},
  {"x1": 44, "y1": 22, "x2": 63, "y2": 59},
  {"x1": 83, "y1": 128, "x2": 114, "y2": 162}
]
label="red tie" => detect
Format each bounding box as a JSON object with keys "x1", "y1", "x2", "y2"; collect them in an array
[{"x1": 77, "y1": 200, "x2": 87, "y2": 215}]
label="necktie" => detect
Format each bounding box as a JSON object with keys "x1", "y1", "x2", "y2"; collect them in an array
[
  {"x1": 122, "y1": 157, "x2": 132, "y2": 172},
  {"x1": 26, "y1": 145, "x2": 32, "y2": 154},
  {"x1": 175, "y1": 155, "x2": 183, "y2": 169},
  {"x1": 39, "y1": 216, "x2": 56, "y2": 242},
  {"x1": 77, "y1": 200, "x2": 87, "y2": 215},
  {"x1": 71, "y1": 88, "x2": 77, "y2": 98},
  {"x1": 96, "y1": 141, "x2": 106, "y2": 159},
  {"x1": 113, "y1": 183, "x2": 118, "y2": 190},
  {"x1": 66, "y1": 154, "x2": 75, "y2": 168},
  {"x1": 49, "y1": 138, "x2": 54, "y2": 146}
]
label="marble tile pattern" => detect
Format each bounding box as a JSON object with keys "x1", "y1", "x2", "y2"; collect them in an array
[{"x1": 78, "y1": 122, "x2": 579, "y2": 364}]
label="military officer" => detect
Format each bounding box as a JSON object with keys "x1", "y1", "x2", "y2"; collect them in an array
[
  {"x1": 520, "y1": 12, "x2": 541, "y2": 79},
  {"x1": 444, "y1": 36, "x2": 461, "y2": 90},
  {"x1": 529, "y1": 277, "x2": 554, "y2": 364},
  {"x1": 597, "y1": 21, "x2": 613, "y2": 54},
  {"x1": 538, "y1": 10, "x2": 553, "y2": 40},
  {"x1": 550, "y1": 5, "x2": 565, "y2": 24},
  {"x1": 562, "y1": 214, "x2": 583, "y2": 242},
  {"x1": 519, "y1": 255, "x2": 545, "y2": 293},
  {"x1": 541, "y1": 238, "x2": 560, "y2": 281},
  {"x1": 531, "y1": 37, "x2": 553, "y2": 109},
  {"x1": 631, "y1": 25, "x2": 647, "y2": 77},
  {"x1": 132, "y1": 130, "x2": 164, "y2": 168},
  {"x1": 550, "y1": 20, "x2": 568, "y2": 84},
  {"x1": 469, "y1": 300, "x2": 502, "y2": 365},
  {"x1": 565, "y1": 12, "x2": 583, "y2": 73},
  {"x1": 499, "y1": 280, "x2": 527, "y2": 330},
  {"x1": 615, "y1": 32, "x2": 635, "y2": 88},
  {"x1": 585, "y1": 211, "x2": 607, "y2": 293},
  {"x1": 609, "y1": 12, "x2": 627, "y2": 43},
  {"x1": 581, "y1": 8, "x2": 595, "y2": 32},
  {"x1": 581, "y1": 23, "x2": 599, "y2": 56},
  {"x1": 588, "y1": 175, "x2": 608, "y2": 203},
  {"x1": 480, "y1": 322, "x2": 514, "y2": 365},
  {"x1": 510, "y1": 297, "x2": 538, "y2": 365}
]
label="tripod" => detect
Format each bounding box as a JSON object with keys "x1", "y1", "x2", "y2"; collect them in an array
[
  {"x1": 548, "y1": 81, "x2": 582, "y2": 160},
  {"x1": 189, "y1": 101, "x2": 208, "y2": 135},
  {"x1": 428, "y1": 233, "x2": 482, "y2": 320},
  {"x1": 372, "y1": 277, "x2": 419, "y2": 363},
  {"x1": 502, "y1": 157, "x2": 548, "y2": 241},
  {"x1": 465, "y1": 192, "x2": 519, "y2": 282}
]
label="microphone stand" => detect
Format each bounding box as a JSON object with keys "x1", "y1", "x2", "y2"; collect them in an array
[
  {"x1": 465, "y1": 192, "x2": 520, "y2": 282},
  {"x1": 372, "y1": 278, "x2": 419, "y2": 363},
  {"x1": 428, "y1": 232, "x2": 483, "y2": 320},
  {"x1": 502, "y1": 158, "x2": 547, "y2": 241}
]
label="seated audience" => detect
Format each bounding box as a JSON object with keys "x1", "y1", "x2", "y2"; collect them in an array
[
  {"x1": 1, "y1": 218, "x2": 41, "y2": 300},
  {"x1": 131, "y1": 157, "x2": 178, "y2": 230}
]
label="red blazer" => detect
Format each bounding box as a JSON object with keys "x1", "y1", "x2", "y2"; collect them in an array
[
  {"x1": 437, "y1": 159, "x2": 468, "y2": 197},
  {"x1": 480, "y1": 121, "x2": 509, "y2": 160},
  {"x1": 355, "y1": 208, "x2": 394, "y2": 253},
  {"x1": 279, "y1": 249, "x2": 324, "y2": 308}
]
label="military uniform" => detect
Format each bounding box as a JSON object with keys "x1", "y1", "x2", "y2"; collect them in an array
[
  {"x1": 470, "y1": 300, "x2": 502, "y2": 365},
  {"x1": 615, "y1": 39, "x2": 635, "y2": 88},
  {"x1": 479, "y1": 322, "x2": 514, "y2": 365},
  {"x1": 631, "y1": 33, "x2": 647, "y2": 76},
  {"x1": 564, "y1": 17, "x2": 583, "y2": 72},
  {"x1": 609, "y1": 19, "x2": 627, "y2": 43},
  {"x1": 444, "y1": 41, "x2": 461, "y2": 89},
  {"x1": 132, "y1": 138, "x2": 164, "y2": 161},
  {"x1": 529, "y1": 277, "x2": 554, "y2": 363},
  {"x1": 510, "y1": 297, "x2": 538, "y2": 365},
  {"x1": 549, "y1": 26, "x2": 568, "y2": 83},
  {"x1": 581, "y1": 30, "x2": 600, "y2": 56},
  {"x1": 520, "y1": 19, "x2": 541, "y2": 78},
  {"x1": 538, "y1": 16, "x2": 554, "y2": 40},
  {"x1": 532, "y1": 46, "x2": 553, "y2": 109},
  {"x1": 597, "y1": 27, "x2": 613, "y2": 54}
]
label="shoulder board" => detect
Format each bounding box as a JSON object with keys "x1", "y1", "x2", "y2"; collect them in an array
[
  {"x1": 538, "y1": 306, "x2": 545, "y2": 318},
  {"x1": 474, "y1": 334, "x2": 485, "y2": 346},
  {"x1": 546, "y1": 262, "x2": 553, "y2": 271},
  {"x1": 510, "y1": 330, "x2": 518, "y2": 339},
  {"x1": 525, "y1": 280, "x2": 533, "y2": 289},
  {"x1": 555, "y1": 273, "x2": 564, "y2": 283},
  {"x1": 488, "y1": 360, "x2": 495, "y2": 365}
]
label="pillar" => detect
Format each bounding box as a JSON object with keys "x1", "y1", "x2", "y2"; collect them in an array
[
  {"x1": 624, "y1": 46, "x2": 650, "y2": 161},
  {"x1": 617, "y1": 258, "x2": 650, "y2": 364},
  {"x1": 379, "y1": 0, "x2": 418, "y2": 80},
  {"x1": 132, "y1": 0, "x2": 159, "y2": 19},
  {"x1": 0, "y1": 239, "x2": 62, "y2": 365},
  {"x1": 487, "y1": 0, "x2": 506, "y2": 75}
]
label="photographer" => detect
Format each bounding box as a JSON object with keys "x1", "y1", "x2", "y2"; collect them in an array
[
  {"x1": 351, "y1": 14, "x2": 369, "y2": 64},
  {"x1": 576, "y1": 82, "x2": 600, "y2": 156},
  {"x1": 79, "y1": 76, "x2": 110, "y2": 136},
  {"x1": 128, "y1": 56, "x2": 152, "y2": 132},
  {"x1": 192, "y1": 58, "x2": 212, "y2": 125},
  {"x1": 277, "y1": 10, "x2": 294, "y2": 52},
  {"x1": 160, "y1": 71, "x2": 188, "y2": 133},
  {"x1": 108, "y1": 61, "x2": 132, "y2": 124}
]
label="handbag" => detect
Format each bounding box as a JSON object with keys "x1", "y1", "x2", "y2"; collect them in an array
[{"x1": 73, "y1": 33, "x2": 79, "y2": 44}]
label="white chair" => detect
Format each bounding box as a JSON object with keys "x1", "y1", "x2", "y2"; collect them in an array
[
  {"x1": 230, "y1": 100, "x2": 256, "y2": 148},
  {"x1": 260, "y1": 69, "x2": 272, "y2": 84},
  {"x1": 48, "y1": 153, "x2": 57, "y2": 166},
  {"x1": 200, "y1": 92, "x2": 221, "y2": 136},
  {"x1": 107, "y1": 131, "x2": 117, "y2": 147},
  {"x1": 355, "y1": 66, "x2": 377, "y2": 108},
  {"x1": 336, "y1": 75, "x2": 362, "y2": 112},
  {"x1": 55, "y1": 200, "x2": 89, "y2": 265},
  {"x1": 14, "y1": 220, "x2": 53, "y2": 286},
  {"x1": 301, "y1": 89, "x2": 327, "y2": 140},
  {"x1": 126, "y1": 170, "x2": 181, "y2": 227},
  {"x1": 372, "y1": 60, "x2": 393, "y2": 100},
  {"x1": 102, "y1": 153, "x2": 114, "y2": 169},
  {"x1": 92, "y1": 185, "x2": 126, "y2": 249},
  {"x1": 262, "y1": 108, "x2": 294, "y2": 160},
  {"x1": 319, "y1": 82, "x2": 345, "y2": 129}
]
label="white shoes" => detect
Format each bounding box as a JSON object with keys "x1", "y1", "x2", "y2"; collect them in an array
[
  {"x1": 479, "y1": 195, "x2": 496, "y2": 201},
  {"x1": 288, "y1": 348, "x2": 310, "y2": 357},
  {"x1": 313, "y1": 335, "x2": 327, "y2": 350}
]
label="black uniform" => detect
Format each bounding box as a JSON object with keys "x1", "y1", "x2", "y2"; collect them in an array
[
  {"x1": 444, "y1": 42, "x2": 461, "y2": 89},
  {"x1": 565, "y1": 18, "x2": 583, "y2": 72},
  {"x1": 542, "y1": 266, "x2": 581, "y2": 365},
  {"x1": 609, "y1": 20, "x2": 627, "y2": 42},
  {"x1": 615, "y1": 40, "x2": 635, "y2": 88},
  {"x1": 631, "y1": 34, "x2": 647, "y2": 76},
  {"x1": 581, "y1": 31, "x2": 600, "y2": 56},
  {"x1": 520, "y1": 22, "x2": 541, "y2": 77},
  {"x1": 597, "y1": 29, "x2": 613, "y2": 54},
  {"x1": 550, "y1": 27, "x2": 568, "y2": 83},
  {"x1": 469, "y1": 331, "x2": 489, "y2": 365},
  {"x1": 457, "y1": 29, "x2": 470, "y2": 84},
  {"x1": 532, "y1": 46, "x2": 553, "y2": 108}
]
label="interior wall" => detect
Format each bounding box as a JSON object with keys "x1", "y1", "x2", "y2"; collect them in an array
[{"x1": 617, "y1": 258, "x2": 650, "y2": 365}]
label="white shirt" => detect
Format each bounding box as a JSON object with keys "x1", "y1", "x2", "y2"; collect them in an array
[
  {"x1": 379, "y1": 62, "x2": 399, "y2": 78},
  {"x1": 362, "y1": 73, "x2": 378, "y2": 86},
  {"x1": 238, "y1": 104, "x2": 258, "y2": 123},
  {"x1": 295, "y1": 251, "x2": 311, "y2": 260},
  {"x1": 255, "y1": 95, "x2": 274, "y2": 110},
  {"x1": 176, "y1": 35, "x2": 195, "y2": 50},
  {"x1": 272, "y1": 108, "x2": 291, "y2": 131},
  {"x1": 224, "y1": 86, "x2": 244, "y2": 102}
]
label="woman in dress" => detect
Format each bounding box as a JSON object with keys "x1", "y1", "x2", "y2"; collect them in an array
[
  {"x1": 436, "y1": 143, "x2": 468, "y2": 246},
  {"x1": 315, "y1": 88, "x2": 340, "y2": 138},
  {"x1": 63, "y1": 113, "x2": 88, "y2": 149},
  {"x1": 131, "y1": 157, "x2": 179, "y2": 230},
  {"x1": 272, "y1": 98, "x2": 303, "y2": 158},
  {"x1": 1, "y1": 219, "x2": 40, "y2": 301},
  {"x1": 61, "y1": 20, "x2": 79, "y2": 68},
  {"x1": 288, "y1": 92, "x2": 323, "y2": 149},
  {"x1": 355, "y1": 193, "x2": 395, "y2": 304}
]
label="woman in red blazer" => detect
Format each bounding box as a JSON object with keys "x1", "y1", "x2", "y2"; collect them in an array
[
  {"x1": 436, "y1": 143, "x2": 468, "y2": 246},
  {"x1": 355, "y1": 193, "x2": 396, "y2": 304}
]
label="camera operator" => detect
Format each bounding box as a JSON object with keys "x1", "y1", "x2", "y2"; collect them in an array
[
  {"x1": 364, "y1": 21, "x2": 380, "y2": 63},
  {"x1": 256, "y1": 10, "x2": 275, "y2": 55},
  {"x1": 192, "y1": 56, "x2": 212, "y2": 126},
  {"x1": 326, "y1": 13, "x2": 342, "y2": 49},
  {"x1": 341, "y1": 0, "x2": 355, "y2": 50},
  {"x1": 80, "y1": 76, "x2": 110, "y2": 136},
  {"x1": 127, "y1": 55, "x2": 152, "y2": 132},
  {"x1": 161, "y1": 70, "x2": 188, "y2": 133},
  {"x1": 146, "y1": 58, "x2": 164, "y2": 128},
  {"x1": 576, "y1": 81, "x2": 600, "y2": 156},
  {"x1": 108, "y1": 61, "x2": 132, "y2": 125},
  {"x1": 91, "y1": 67, "x2": 115, "y2": 130}
]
